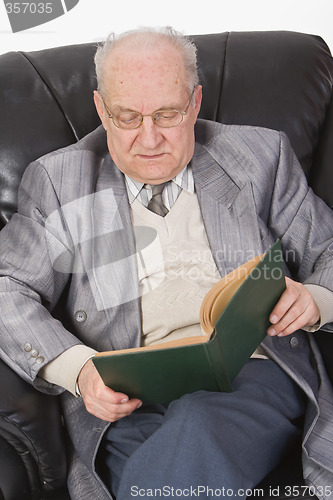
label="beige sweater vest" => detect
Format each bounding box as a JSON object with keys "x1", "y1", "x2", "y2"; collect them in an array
[{"x1": 131, "y1": 190, "x2": 221, "y2": 346}]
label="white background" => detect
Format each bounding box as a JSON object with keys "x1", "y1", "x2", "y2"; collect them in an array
[{"x1": 0, "y1": 0, "x2": 332, "y2": 55}]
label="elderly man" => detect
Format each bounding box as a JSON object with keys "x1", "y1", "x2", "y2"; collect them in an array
[{"x1": 0, "y1": 27, "x2": 333, "y2": 499}]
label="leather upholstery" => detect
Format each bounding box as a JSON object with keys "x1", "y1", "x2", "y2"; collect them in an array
[{"x1": 0, "y1": 31, "x2": 332, "y2": 499}]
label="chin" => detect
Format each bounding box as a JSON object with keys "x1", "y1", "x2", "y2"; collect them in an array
[{"x1": 138, "y1": 165, "x2": 177, "y2": 184}]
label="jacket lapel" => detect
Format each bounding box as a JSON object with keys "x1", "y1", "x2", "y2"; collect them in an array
[
  {"x1": 87, "y1": 154, "x2": 142, "y2": 349},
  {"x1": 192, "y1": 141, "x2": 264, "y2": 277}
]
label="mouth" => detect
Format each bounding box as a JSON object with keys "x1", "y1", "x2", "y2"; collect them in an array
[{"x1": 137, "y1": 153, "x2": 166, "y2": 160}]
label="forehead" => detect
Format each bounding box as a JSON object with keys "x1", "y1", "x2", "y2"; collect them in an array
[{"x1": 103, "y1": 43, "x2": 187, "y2": 107}]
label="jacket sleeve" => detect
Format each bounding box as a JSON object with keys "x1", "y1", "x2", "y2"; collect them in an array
[
  {"x1": 0, "y1": 161, "x2": 83, "y2": 394},
  {"x1": 265, "y1": 132, "x2": 333, "y2": 332}
]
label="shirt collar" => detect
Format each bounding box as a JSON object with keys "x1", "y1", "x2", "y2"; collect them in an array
[{"x1": 125, "y1": 165, "x2": 194, "y2": 205}]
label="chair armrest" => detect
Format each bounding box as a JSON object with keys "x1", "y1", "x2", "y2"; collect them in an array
[{"x1": 0, "y1": 359, "x2": 68, "y2": 497}]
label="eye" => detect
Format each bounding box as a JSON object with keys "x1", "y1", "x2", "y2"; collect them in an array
[
  {"x1": 155, "y1": 110, "x2": 179, "y2": 121},
  {"x1": 117, "y1": 112, "x2": 141, "y2": 125}
]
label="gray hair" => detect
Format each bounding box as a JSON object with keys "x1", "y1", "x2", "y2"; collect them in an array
[{"x1": 94, "y1": 26, "x2": 199, "y2": 98}]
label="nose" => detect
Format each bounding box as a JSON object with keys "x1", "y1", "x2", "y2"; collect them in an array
[{"x1": 136, "y1": 116, "x2": 164, "y2": 150}]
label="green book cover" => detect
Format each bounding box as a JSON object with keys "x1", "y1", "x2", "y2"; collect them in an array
[{"x1": 93, "y1": 240, "x2": 285, "y2": 404}]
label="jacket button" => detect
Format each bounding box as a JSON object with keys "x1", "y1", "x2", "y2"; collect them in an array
[
  {"x1": 24, "y1": 343, "x2": 32, "y2": 352},
  {"x1": 31, "y1": 349, "x2": 39, "y2": 358},
  {"x1": 289, "y1": 337, "x2": 299, "y2": 349},
  {"x1": 36, "y1": 356, "x2": 45, "y2": 364},
  {"x1": 75, "y1": 310, "x2": 87, "y2": 323}
]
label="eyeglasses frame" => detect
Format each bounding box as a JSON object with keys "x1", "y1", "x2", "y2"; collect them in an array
[{"x1": 100, "y1": 88, "x2": 196, "y2": 130}]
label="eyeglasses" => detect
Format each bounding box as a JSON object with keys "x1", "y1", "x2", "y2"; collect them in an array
[{"x1": 101, "y1": 89, "x2": 195, "y2": 130}]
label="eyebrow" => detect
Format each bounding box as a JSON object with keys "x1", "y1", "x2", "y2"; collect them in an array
[{"x1": 109, "y1": 102, "x2": 184, "y2": 114}]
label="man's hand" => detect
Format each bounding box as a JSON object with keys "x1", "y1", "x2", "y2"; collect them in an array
[
  {"x1": 77, "y1": 359, "x2": 142, "y2": 422},
  {"x1": 267, "y1": 277, "x2": 320, "y2": 337}
]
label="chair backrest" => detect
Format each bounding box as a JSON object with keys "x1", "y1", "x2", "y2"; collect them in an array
[{"x1": 0, "y1": 31, "x2": 333, "y2": 230}]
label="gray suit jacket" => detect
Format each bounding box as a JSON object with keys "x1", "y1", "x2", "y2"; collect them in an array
[{"x1": 0, "y1": 119, "x2": 333, "y2": 499}]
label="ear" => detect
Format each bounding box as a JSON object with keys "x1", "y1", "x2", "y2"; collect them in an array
[
  {"x1": 93, "y1": 90, "x2": 108, "y2": 130},
  {"x1": 193, "y1": 85, "x2": 202, "y2": 120}
]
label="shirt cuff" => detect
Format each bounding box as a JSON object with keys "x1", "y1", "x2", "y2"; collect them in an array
[
  {"x1": 303, "y1": 284, "x2": 333, "y2": 332},
  {"x1": 38, "y1": 344, "x2": 97, "y2": 396}
]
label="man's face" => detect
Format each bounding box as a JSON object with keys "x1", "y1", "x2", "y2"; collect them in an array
[{"x1": 94, "y1": 43, "x2": 202, "y2": 185}]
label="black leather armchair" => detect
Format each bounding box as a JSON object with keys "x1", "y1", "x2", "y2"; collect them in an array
[{"x1": 0, "y1": 31, "x2": 333, "y2": 500}]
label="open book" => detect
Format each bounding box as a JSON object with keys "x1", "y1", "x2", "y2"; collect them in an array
[{"x1": 93, "y1": 240, "x2": 285, "y2": 404}]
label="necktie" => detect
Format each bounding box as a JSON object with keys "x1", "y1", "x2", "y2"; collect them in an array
[{"x1": 146, "y1": 183, "x2": 169, "y2": 216}]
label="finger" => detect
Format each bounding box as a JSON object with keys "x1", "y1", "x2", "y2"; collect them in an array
[
  {"x1": 269, "y1": 277, "x2": 300, "y2": 327},
  {"x1": 100, "y1": 398, "x2": 143, "y2": 422},
  {"x1": 268, "y1": 298, "x2": 304, "y2": 336},
  {"x1": 269, "y1": 309, "x2": 308, "y2": 337},
  {"x1": 96, "y1": 386, "x2": 130, "y2": 405}
]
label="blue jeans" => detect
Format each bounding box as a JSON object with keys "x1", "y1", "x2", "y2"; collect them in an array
[{"x1": 97, "y1": 359, "x2": 305, "y2": 499}]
